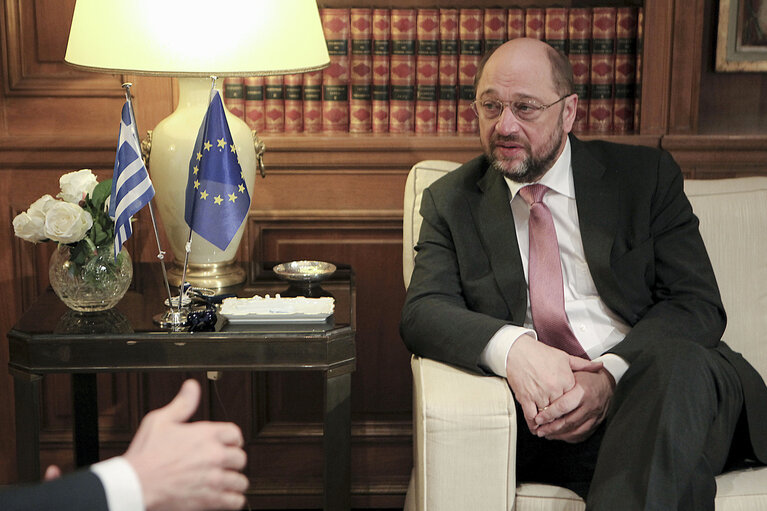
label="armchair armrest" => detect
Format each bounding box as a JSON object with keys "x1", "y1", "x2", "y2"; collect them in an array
[{"x1": 411, "y1": 356, "x2": 517, "y2": 511}]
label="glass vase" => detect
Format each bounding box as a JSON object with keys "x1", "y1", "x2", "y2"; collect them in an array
[{"x1": 49, "y1": 243, "x2": 133, "y2": 312}]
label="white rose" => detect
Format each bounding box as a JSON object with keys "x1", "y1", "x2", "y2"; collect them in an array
[
  {"x1": 13, "y1": 211, "x2": 47, "y2": 242},
  {"x1": 44, "y1": 201, "x2": 93, "y2": 244},
  {"x1": 28, "y1": 194, "x2": 57, "y2": 221},
  {"x1": 58, "y1": 169, "x2": 98, "y2": 204},
  {"x1": 12, "y1": 194, "x2": 58, "y2": 242}
]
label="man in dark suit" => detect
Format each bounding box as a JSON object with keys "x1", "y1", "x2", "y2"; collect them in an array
[
  {"x1": 400, "y1": 37, "x2": 767, "y2": 510},
  {"x1": 0, "y1": 379, "x2": 248, "y2": 511}
]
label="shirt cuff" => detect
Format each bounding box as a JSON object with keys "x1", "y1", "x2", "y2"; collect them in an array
[
  {"x1": 594, "y1": 353, "x2": 630, "y2": 384},
  {"x1": 90, "y1": 456, "x2": 145, "y2": 511},
  {"x1": 479, "y1": 325, "x2": 537, "y2": 377}
]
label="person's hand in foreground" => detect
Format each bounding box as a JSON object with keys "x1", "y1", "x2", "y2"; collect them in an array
[{"x1": 124, "y1": 379, "x2": 248, "y2": 511}]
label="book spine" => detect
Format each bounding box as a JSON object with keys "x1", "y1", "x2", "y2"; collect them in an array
[
  {"x1": 568, "y1": 8, "x2": 592, "y2": 133},
  {"x1": 244, "y1": 77, "x2": 265, "y2": 133},
  {"x1": 284, "y1": 74, "x2": 303, "y2": 133},
  {"x1": 507, "y1": 8, "x2": 525, "y2": 40},
  {"x1": 544, "y1": 8, "x2": 568, "y2": 54},
  {"x1": 438, "y1": 8, "x2": 459, "y2": 133},
  {"x1": 525, "y1": 8, "x2": 545, "y2": 40},
  {"x1": 303, "y1": 71, "x2": 323, "y2": 133},
  {"x1": 223, "y1": 77, "x2": 245, "y2": 121},
  {"x1": 264, "y1": 75, "x2": 284, "y2": 133},
  {"x1": 350, "y1": 8, "x2": 373, "y2": 133},
  {"x1": 458, "y1": 8, "x2": 482, "y2": 134},
  {"x1": 613, "y1": 7, "x2": 638, "y2": 133},
  {"x1": 372, "y1": 9, "x2": 391, "y2": 133},
  {"x1": 321, "y1": 8, "x2": 350, "y2": 132},
  {"x1": 483, "y1": 8, "x2": 507, "y2": 53},
  {"x1": 415, "y1": 8, "x2": 439, "y2": 134},
  {"x1": 634, "y1": 7, "x2": 644, "y2": 133},
  {"x1": 390, "y1": 9, "x2": 417, "y2": 133},
  {"x1": 588, "y1": 7, "x2": 617, "y2": 133}
]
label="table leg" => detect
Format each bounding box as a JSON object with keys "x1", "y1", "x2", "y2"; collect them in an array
[
  {"x1": 72, "y1": 373, "x2": 99, "y2": 467},
  {"x1": 323, "y1": 371, "x2": 352, "y2": 511},
  {"x1": 14, "y1": 373, "x2": 42, "y2": 482}
]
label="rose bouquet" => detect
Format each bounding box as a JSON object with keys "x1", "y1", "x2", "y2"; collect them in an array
[
  {"x1": 13, "y1": 169, "x2": 133, "y2": 311},
  {"x1": 13, "y1": 169, "x2": 116, "y2": 263}
]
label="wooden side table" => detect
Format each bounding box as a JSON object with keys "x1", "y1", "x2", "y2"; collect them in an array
[{"x1": 7, "y1": 263, "x2": 356, "y2": 511}]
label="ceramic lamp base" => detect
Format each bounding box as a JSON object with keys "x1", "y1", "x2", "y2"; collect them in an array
[{"x1": 167, "y1": 260, "x2": 245, "y2": 292}]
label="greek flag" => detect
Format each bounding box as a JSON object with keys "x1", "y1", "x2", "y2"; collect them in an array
[
  {"x1": 184, "y1": 90, "x2": 250, "y2": 250},
  {"x1": 109, "y1": 101, "x2": 155, "y2": 260}
]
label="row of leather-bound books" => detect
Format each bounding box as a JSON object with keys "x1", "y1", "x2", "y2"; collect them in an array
[{"x1": 223, "y1": 6, "x2": 644, "y2": 136}]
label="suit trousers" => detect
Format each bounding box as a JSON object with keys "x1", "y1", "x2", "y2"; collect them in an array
[{"x1": 514, "y1": 339, "x2": 744, "y2": 511}]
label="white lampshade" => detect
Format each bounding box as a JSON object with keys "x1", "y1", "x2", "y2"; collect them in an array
[
  {"x1": 65, "y1": 0, "x2": 329, "y2": 290},
  {"x1": 65, "y1": 0, "x2": 329, "y2": 76}
]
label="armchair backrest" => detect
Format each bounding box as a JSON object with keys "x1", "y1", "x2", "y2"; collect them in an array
[
  {"x1": 402, "y1": 160, "x2": 767, "y2": 381},
  {"x1": 403, "y1": 160, "x2": 461, "y2": 289},
  {"x1": 685, "y1": 177, "x2": 767, "y2": 380}
]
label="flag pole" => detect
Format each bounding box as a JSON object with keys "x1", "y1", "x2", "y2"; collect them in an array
[
  {"x1": 121, "y1": 83, "x2": 176, "y2": 315},
  {"x1": 178, "y1": 75, "x2": 219, "y2": 303}
]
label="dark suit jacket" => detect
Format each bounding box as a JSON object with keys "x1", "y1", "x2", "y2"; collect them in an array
[
  {"x1": 400, "y1": 134, "x2": 767, "y2": 463},
  {"x1": 0, "y1": 469, "x2": 108, "y2": 510}
]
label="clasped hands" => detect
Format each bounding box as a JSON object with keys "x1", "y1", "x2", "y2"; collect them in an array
[{"x1": 505, "y1": 335, "x2": 615, "y2": 443}]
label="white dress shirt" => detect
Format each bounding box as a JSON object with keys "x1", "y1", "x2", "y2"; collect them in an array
[
  {"x1": 91, "y1": 457, "x2": 144, "y2": 511},
  {"x1": 479, "y1": 138, "x2": 631, "y2": 382}
]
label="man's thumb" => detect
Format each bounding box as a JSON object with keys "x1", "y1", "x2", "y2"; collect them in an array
[
  {"x1": 569, "y1": 356, "x2": 603, "y2": 373},
  {"x1": 161, "y1": 379, "x2": 201, "y2": 423}
]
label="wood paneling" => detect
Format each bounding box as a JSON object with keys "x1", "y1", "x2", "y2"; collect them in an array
[
  {"x1": 667, "y1": 0, "x2": 705, "y2": 133},
  {"x1": 2, "y1": 0, "x2": 767, "y2": 508},
  {"x1": 2, "y1": 0, "x2": 122, "y2": 97},
  {"x1": 250, "y1": 220, "x2": 413, "y2": 506},
  {"x1": 637, "y1": 0, "x2": 675, "y2": 134},
  {"x1": 663, "y1": 134, "x2": 767, "y2": 177}
]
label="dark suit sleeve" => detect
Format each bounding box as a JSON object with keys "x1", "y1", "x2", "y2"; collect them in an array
[
  {"x1": 608, "y1": 149, "x2": 726, "y2": 363},
  {"x1": 0, "y1": 470, "x2": 109, "y2": 511},
  {"x1": 400, "y1": 185, "x2": 511, "y2": 373}
]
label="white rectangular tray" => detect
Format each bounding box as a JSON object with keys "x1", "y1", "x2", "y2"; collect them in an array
[{"x1": 220, "y1": 311, "x2": 333, "y2": 324}]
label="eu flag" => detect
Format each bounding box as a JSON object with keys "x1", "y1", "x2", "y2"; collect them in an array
[{"x1": 184, "y1": 91, "x2": 250, "y2": 250}]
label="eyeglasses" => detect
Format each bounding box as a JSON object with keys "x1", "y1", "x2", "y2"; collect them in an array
[{"x1": 471, "y1": 94, "x2": 572, "y2": 122}]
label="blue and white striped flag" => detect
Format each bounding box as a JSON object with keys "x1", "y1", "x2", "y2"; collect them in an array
[{"x1": 109, "y1": 101, "x2": 155, "y2": 260}]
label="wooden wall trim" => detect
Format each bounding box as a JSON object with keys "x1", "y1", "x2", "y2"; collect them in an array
[
  {"x1": 2, "y1": 0, "x2": 121, "y2": 97},
  {"x1": 0, "y1": 135, "x2": 116, "y2": 168},
  {"x1": 251, "y1": 209, "x2": 402, "y2": 221},
  {"x1": 668, "y1": 0, "x2": 705, "y2": 133},
  {"x1": 260, "y1": 133, "x2": 482, "y2": 171},
  {"x1": 662, "y1": 134, "x2": 767, "y2": 177},
  {"x1": 638, "y1": 0, "x2": 675, "y2": 134}
]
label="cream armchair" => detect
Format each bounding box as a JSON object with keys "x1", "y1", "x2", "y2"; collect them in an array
[{"x1": 402, "y1": 160, "x2": 767, "y2": 511}]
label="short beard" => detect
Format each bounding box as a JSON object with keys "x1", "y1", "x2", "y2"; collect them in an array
[{"x1": 487, "y1": 117, "x2": 565, "y2": 183}]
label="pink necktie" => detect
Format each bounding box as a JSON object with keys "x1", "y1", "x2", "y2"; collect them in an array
[{"x1": 519, "y1": 184, "x2": 588, "y2": 359}]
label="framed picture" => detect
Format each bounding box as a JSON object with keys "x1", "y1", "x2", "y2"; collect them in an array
[{"x1": 716, "y1": 0, "x2": 767, "y2": 71}]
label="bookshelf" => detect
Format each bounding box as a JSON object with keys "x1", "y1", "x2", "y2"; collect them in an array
[
  {"x1": 227, "y1": 2, "x2": 657, "y2": 139},
  {"x1": 239, "y1": 0, "x2": 767, "y2": 178}
]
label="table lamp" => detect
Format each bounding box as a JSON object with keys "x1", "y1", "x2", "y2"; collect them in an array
[{"x1": 65, "y1": 0, "x2": 329, "y2": 290}]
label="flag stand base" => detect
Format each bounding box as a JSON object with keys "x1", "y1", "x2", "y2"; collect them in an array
[{"x1": 167, "y1": 260, "x2": 245, "y2": 292}]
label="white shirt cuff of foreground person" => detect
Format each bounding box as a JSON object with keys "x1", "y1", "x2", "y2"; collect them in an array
[
  {"x1": 90, "y1": 456, "x2": 144, "y2": 511},
  {"x1": 480, "y1": 325, "x2": 630, "y2": 384}
]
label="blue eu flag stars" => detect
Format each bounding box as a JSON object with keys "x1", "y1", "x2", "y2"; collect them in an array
[{"x1": 184, "y1": 90, "x2": 250, "y2": 251}]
